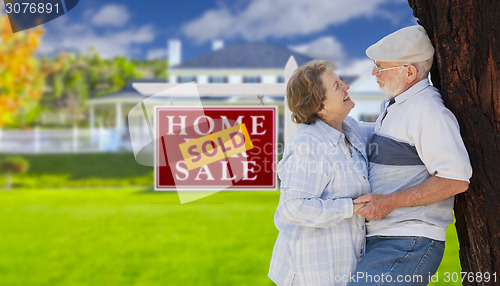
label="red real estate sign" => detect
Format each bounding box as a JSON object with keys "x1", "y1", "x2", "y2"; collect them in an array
[{"x1": 155, "y1": 106, "x2": 277, "y2": 190}]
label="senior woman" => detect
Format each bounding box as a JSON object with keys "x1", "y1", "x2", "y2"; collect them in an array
[{"x1": 268, "y1": 60, "x2": 371, "y2": 286}]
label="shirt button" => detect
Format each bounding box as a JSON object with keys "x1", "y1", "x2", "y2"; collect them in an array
[
  {"x1": 362, "y1": 176, "x2": 367, "y2": 180},
  {"x1": 361, "y1": 225, "x2": 365, "y2": 230}
]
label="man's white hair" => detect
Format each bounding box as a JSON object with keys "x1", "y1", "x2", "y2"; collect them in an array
[{"x1": 410, "y1": 57, "x2": 434, "y2": 80}]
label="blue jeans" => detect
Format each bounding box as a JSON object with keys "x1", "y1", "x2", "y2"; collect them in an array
[{"x1": 348, "y1": 236, "x2": 445, "y2": 286}]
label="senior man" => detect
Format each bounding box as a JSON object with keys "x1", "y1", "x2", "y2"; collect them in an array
[{"x1": 350, "y1": 25, "x2": 472, "y2": 285}]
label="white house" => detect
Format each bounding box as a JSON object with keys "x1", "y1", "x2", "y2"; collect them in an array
[
  {"x1": 168, "y1": 40, "x2": 313, "y2": 84},
  {"x1": 0, "y1": 41, "x2": 386, "y2": 154}
]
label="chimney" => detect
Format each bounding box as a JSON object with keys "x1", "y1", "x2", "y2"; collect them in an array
[
  {"x1": 168, "y1": 39, "x2": 182, "y2": 67},
  {"x1": 212, "y1": 39, "x2": 224, "y2": 51}
]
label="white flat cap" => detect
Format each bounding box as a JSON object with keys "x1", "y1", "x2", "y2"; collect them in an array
[{"x1": 366, "y1": 25, "x2": 435, "y2": 63}]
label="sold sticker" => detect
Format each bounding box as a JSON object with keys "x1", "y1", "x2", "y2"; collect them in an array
[{"x1": 179, "y1": 124, "x2": 253, "y2": 171}]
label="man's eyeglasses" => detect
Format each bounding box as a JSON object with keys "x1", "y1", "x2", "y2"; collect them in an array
[{"x1": 374, "y1": 62, "x2": 410, "y2": 76}]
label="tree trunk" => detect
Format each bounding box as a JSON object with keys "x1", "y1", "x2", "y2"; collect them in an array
[{"x1": 408, "y1": 0, "x2": 500, "y2": 285}]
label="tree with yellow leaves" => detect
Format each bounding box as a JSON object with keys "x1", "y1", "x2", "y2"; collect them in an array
[{"x1": 0, "y1": 14, "x2": 44, "y2": 127}]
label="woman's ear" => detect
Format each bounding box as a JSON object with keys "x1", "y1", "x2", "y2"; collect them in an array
[{"x1": 317, "y1": 107, "x2": 327, "y2": 118}]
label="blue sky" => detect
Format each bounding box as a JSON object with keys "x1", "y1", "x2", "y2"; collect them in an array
[{"x1": 6, "y1": 0, "x2": 418, "y2": 75}]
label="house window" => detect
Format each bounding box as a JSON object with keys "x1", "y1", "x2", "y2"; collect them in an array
[
  {"x1": 277, "y1": 76, "x2": 285, "y2": 83},
  {"x1": 179, "y1": 76, "x2": 196, "y2": 83},
  {"x1": 209, "y1": 76, "x2": 228, "y2": 83},
  {"x1": 243, "y1": 76, "x2": 261, "y2": 83}
]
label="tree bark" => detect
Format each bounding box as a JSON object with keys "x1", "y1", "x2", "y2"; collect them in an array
[{"x1": 408, "y1": 0, "x2": 500, "y2": 285}]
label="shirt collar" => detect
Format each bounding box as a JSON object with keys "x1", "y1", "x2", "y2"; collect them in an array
[
  {"x1": 315, "y1": 119, "x2": 344, "y2": 146},
  {"x1": 315, "y1": 118, "x2": 356, "y2": 146},
  {"x1": 393, "y1": 78, "x2": 430, "y2": 104}
]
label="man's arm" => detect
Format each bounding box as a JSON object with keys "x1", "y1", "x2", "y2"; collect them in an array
[
  {"x1": 354, "y1": 176, "x2": 469, "y2": 220},
  {"x1": 353, "y1": 120, "x2": 375, "y2": 144}
]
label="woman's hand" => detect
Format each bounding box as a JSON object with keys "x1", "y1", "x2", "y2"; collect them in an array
[
  {"x1": 353, "y1": 193, "x2": 395, "y2": 220},
  {"x1": 353, "y1": 201, "x2": 367, "y2": 215}
]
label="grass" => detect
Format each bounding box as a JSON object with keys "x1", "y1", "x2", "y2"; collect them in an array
[
  {"x1": 0, "y1": 189, "x2": 279, "y2": 286},
  {"x1": 429, "y1": 218, "x2": 463, "y2": 286},
  {"x1": 0, "y1": 154, "x2": 463, "y2": 285},
  {"x1": 0, "y1": 188, "x2": 463, "y2": 286}
]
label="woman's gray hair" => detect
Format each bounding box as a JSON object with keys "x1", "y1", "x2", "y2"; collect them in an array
[{"x1": 286, "y1": 60, "x2": 336, "y2": 124}]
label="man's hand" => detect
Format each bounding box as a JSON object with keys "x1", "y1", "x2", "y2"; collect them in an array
[
  {"x1": 353, "y1": 202, "x2": 367, "y2": 215},
  {"x1": 354, "y1": 194, "x2": 395, "y2": 220},
  {"x1": 353, "y1": 177, "x2": 469, "y2": 220}
]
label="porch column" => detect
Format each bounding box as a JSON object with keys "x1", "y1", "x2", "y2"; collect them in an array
[
  {"x1": 115, "y1": 102, "x2": 123, "y2": 130},
  {"x1": 89, "y1": 105, "x2": 95, "y2": 137}
]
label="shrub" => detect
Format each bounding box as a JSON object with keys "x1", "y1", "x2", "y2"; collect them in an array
[{"x1": 0, "y1": 156, "x2": 30, "y2": 189}]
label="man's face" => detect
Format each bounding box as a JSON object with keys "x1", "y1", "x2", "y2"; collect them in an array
[{"x1": 372, "y1": 61, "x2": 407, "y2": 98}]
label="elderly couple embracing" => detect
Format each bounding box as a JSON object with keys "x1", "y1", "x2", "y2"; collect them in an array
[{"x1": 268, "y1": 25, "x2": 472, "y2": 286}]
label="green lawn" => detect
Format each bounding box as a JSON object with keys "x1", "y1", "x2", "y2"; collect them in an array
[
  {"x1": 0, "y1": 154, "x2": 463, "y2": 285},
  {"x1": 429, "y1": 218, "x2": 463, "y2": 286},
  {"x1": 0, "y1": 189, "x2": 279, "y2": 286},
  {"x1": 0, "y1": 188, "x2": 463, "y2": 286}
]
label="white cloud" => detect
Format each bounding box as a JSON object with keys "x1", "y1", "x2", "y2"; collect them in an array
[
  {"x1": 91, "y1": 4, "x2": 130, "y2": 27},
  {"x1": 289, "y1": 36, "x2": 346, "y2": 62},
  {"x1": 182, "y1": 0, "x2": 389, "y2": 43},
  {"x1": 146, "y1": 48, "x2": 168, "y2": 60},
  {"x1": 289, "y1": 37, "x2": 374, "y2": 76},
  {"x1": 336, "y1": 58, "x2": 375, "y2": 76},
  {"x1": 40, "y1": 17, "x2": 155, "y2": 58}
]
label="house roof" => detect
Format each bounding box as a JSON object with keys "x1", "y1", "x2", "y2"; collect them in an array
[
  {"x1": 86, "y1": 81, "x2": 166, "y2": 106},
  {"x1": 172, "y1": 42, "x2": 314, "y2": 69},
  {"x1": 87, "y1": 81, "x2": 288, "y2": 106}
]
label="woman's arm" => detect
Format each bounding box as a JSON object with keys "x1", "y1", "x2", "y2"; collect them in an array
[{"x1": 277, "y1": 139, "x2": 357, "y2": 228}]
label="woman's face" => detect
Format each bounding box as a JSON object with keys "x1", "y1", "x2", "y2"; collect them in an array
[{"x1": 318, "y1": 69, "x2": 354, "y2": 121}]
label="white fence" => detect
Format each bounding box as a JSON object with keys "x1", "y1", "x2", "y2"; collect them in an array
[{"x1": 0, "y1": 127, "x2": 142, "y2": 154}]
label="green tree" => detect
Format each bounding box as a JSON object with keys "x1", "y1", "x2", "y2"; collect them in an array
[
  {"x1": 133, "y1": 59, "x2": 168, "y2": 80},
  {"x1": 0, "y1": 15, "x2": 45, "y2": 127},
  {"x1": 41, "y1": 50, "x2": 143, "y2": 125}
]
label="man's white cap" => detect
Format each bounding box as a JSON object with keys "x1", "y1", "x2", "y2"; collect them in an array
[{"x1": 366, "y1": 25, "x2": 435, "y2": 62}]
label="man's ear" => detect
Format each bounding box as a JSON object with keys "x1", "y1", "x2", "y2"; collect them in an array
[{"x1": 406, "y1": 65, "x2": 418, "y2": 82}]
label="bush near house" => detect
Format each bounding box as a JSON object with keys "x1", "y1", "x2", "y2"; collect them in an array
[
  {"x1": 0, "y1": 153, "x2": 152, "y2": 188},
  {"x1": 0, "y1": 156, "x2": 30, "y2": 188}
]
